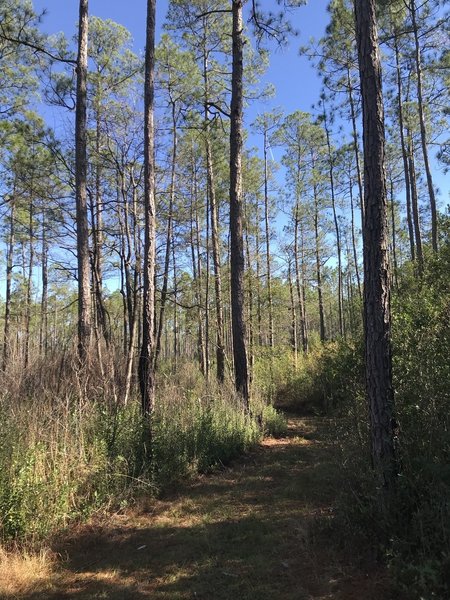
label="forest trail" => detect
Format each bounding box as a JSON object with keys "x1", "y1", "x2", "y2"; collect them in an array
[{"x1": 6, "y1": 417, "x2": 395, "y2": 600}]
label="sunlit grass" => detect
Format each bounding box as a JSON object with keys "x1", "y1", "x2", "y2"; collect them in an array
[
  {"x1": 1, "y1": 417, "x2": 397, "y2": 600},
  {"x1": 0, "y1": 547, "x2": 55, "y2": 597}
]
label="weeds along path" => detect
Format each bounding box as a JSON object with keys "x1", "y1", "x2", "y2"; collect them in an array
[{"x1": 5, "y1": 417, "x2": 395, "y2": 600}]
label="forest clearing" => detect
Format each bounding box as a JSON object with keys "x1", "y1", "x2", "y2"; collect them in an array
[{"x1": 0, "y1": 0, "x2": 449, "y2": 598}]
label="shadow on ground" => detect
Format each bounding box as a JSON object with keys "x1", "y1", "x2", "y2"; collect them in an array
[{"x1": 9, "y1": 417, "x2": 397, "y2": 600}]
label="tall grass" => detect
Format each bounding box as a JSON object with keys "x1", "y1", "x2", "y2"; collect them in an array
[{"x1": 0, "y1": 356, "x2": 285, "y2": 544}]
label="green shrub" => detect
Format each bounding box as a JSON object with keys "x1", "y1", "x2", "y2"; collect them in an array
[
  {"x1": 0, "y1": 376, "x2": 264, "y2": 543},
  {"x1": 152, "y1": 393, "x2": 260, "y2": 485},
  {"x1": 268, "y1": 342, "x2": 363, "y2": 415},
  {"x1": 330, "y1": 233, "x2": 450, "y2": 599},
  {"x1": 260, "y1": 404, "x2": 288, "y2": 437}
]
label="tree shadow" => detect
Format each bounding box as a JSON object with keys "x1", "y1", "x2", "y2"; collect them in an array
[{"x1": 6, "y1": 418, "x2": 396, "y2": 600}]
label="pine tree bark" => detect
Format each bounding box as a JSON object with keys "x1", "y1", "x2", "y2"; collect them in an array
[
  {"x1": 24, "y1": 194, "x2": 34, "y2": 369},
  {"x1": 348, "y1": 170, "x2": 362, "y2": 300},
  {"x1": 389, "y1": 177, "x2": 399, "y2": 289},
  {"x1": 3, "y1": 194, "x2": 15, "y2": 371},
  {"x1": 155, "y1": 102, "x2": 177, "y2": 369},
  {"x1": 191, "y1": 154, "x2": 207, "y2": 375},
  {"x1": 255, "y1": 204, "x2": 263, "y2": 346},
  {"x1": 263, "y1": 130, "x2": 274, "y2": 348},
  {"x1": 409, "y1": 0, "x2": 437, "y2": 251},
  {"x1": 190, "y1": 172, "x2": 207, "y2": 376},
  {"x1": 75, "y1": 0, "x2": 92, "y2": 363},
  {"x1": 311, "y1": 159, "x2": 326, "y2": 344},
  {"x1": 244, "y1": 201, "x2": 254, "y2": 378},
  {"x1": 92, "y1": 108, "x2": 110, "y2": 347},
  {"x1": 288, "y1": 260, "x2": 298, "y2": 369},
  {"x1": 139, "y1": 0, "x2": 157, "y2": 418},
  {"x1": 206, "y1": 137, "x2": 226, "y2": 382},
  {"x1": 393, "y1": 35, "x2": 415, "y2": 262},
  {"x1": 407, "y1": 130, "x2": 424, "y2": 272},
  {"x1": 201, "y1": 42, "x2": 226, "y2": 383},
  {"x1": 347, "y1": 67, "x2": 365, "y2": 235},
  {"x1": 323, "y1": 103, "x2": 344, "y2": 337},
  {"x1": 294, "y1": 202, "x2": 308, "y2": 353},
  {"x1": 229, "y1": 0, "x2": 249, "y2": 407},
  {"x1": 39, "y1": 207, "x2": 49, "y2": 356},
  {"x1": 354, "y1": 0, "x2": 398, "y2": 495},
  {"x1": 172, "y1": 239, "x2": 179, "y2": 366}
]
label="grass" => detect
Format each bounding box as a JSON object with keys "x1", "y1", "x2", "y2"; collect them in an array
[
  {"x1": 1, "y1": 416, "x2": 400, "y2": 600},
  {"x1": 0, "y1": 373, "x2": 265, "y2": 543},
  {"x1": 0, "y1": 547, "x2": 55, "y2": 597}
]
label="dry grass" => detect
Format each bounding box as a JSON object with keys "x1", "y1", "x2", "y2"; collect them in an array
[
  {"x1": 1, "y1": 417, "x2": 400, "y2": 600},
  {"x1": 0, "y1": 547, "x2": 55, "y2": 597}
]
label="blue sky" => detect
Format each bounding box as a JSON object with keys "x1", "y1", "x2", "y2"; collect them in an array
[
  {"x1": 1, "y1": 1, "x2": 332, "y2": 296},
  {"x1": 33, "y1": 0, "x2": 329, "y2": 118},
  {"x1": 1, "y1": 1, "x2": 447, "y2": 295},
  {"x1": 31, "y1": 0, "x2": 449, "y2": 201}
]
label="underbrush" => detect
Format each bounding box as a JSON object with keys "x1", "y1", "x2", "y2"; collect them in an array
[
  {"x1": 260, "y1": 234, "x2": 450, "y2": 598},
  {"x1": 0, "y1": 362, "x2": 285, "y2": 544},
  {"x1": 258, "y1": 342, "x2": 363, "y2": 415},
  {"x1": 325, "y1": 243, "x2": 450, "y2": 599}
]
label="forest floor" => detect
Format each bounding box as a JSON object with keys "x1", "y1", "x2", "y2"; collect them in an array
[{"x1": 1, "y1": 416, "x2": 399, "y2": 600}]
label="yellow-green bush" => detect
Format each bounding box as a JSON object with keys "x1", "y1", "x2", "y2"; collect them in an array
[{"x1": 0, "y1": 371, "x2": 275, "y2": 543}]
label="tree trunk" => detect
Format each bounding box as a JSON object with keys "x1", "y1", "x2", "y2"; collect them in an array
[
  {"x1": 323, "y1": 103, "x2": 344, "y2": 337},
  {"x1": 229, "y1": 0, "x2": 249, "y2": 407},
  {"x1": 172, "y1": 239, "x2": 179, "y2": 367},
  {"x1": 348, "y1": 169, "x2": 362, "y2": 300},
  {"x1": 407, "y1": 130, "x2": 424, "y2": 272},
  {"x1": 92, "y1": 104, "x2": 109, "y2": 346},
  {"x1": 410, "y1": 0, "x2": 437, "y2": 251},
  {"x1": 263, "y1": 130, "x2": 274, "y2": 348},
  {"x1": 389, "y1": 177, "x2": 399, "y2": 289},
  {"x1": 75, "y1": 0, "x2": 92, "y2": 363},
  {"x1": 294, "y1": 202, "x2": 308, "y2": 352},
  {"x1": 189, "y1": 150, "x2": 207, "y2": 375},
  {"x1": 288, "y1": 260, "x2": 298, "y2": 369},
  {"x1": 24, "y1": 194, "x2": 34, "y2": 369},
  {"x1": 155, "y1": 102, "x2": 177, "y2": 369},
  {"x1": 393, "y1": 35, "x2": 415, "y2": 262},
  {"x1": 40, "y1": 207, "x2": 49, "y2": 356},
  {"x1": 347, "y1": 67, "x2": 365, "y2": 234},
  {"x1": 202, "y1": 47, "x2": 226, "y2": 383},
  {"x1": 3, "y1": 195, "x2": 15, "y2": 371},
  {"x1": 206, "y1": 137, "x2": 226, "y2": 383},
  {"x1": 244, "y1": 202, "x2": 254, "y2": 379},
  {"x1": 354, "y1": 0, "x2": 398, "y2": 495},
  {"x1": 312, "y1": 162, "x2": 326, "y2": 344},
  {"x1": 139, "y1": 0, "x2": 157, "y2": 419},
  {"x1": 255, "y1": 204, "x2": 263, "y2": 346}
]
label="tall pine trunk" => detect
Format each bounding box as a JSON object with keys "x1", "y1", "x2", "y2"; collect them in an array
[
  {"x1": 323, "y1": 103, "x2": 344, "y2": 337},
  {"x1": 229, "y1": 0, "x2": 249, "y2": 407},
  {"x1": 347, "y1": 67, "x2": 365, "y2": 235},
  {"x1": 75, "y1": 0, "x2": 92, "y2": 362},
  {"x1": 294, "y1": 202, "x2": 308, "y2": 353},
  {"x1": 407, "y1": 129, "x2": 424, "y2": 271},
  {"x1": 311, "y1": 159, "x2": 326, "y2": 344},
  {"x1": 3, "y1": 194, "x2": 15, "y2": 371},
  {"x1": 263, "y1": 130, "x2": 274, "y2": 348},
  {"x1": 155, "y1": 102, "x2": 177, "y2": 369},
  {"x1": 139, "y1": 0, "x2": 157, "y2": 419},
  {"x1": 355, "y1": 0, "x2": 398, "y2": 496},
  {"x1": 40, "y1": 207, "x2": 49, "y2": 356},
  {"x1": 393, "y1": 35, "x2": 415, "y2": 262},
  {"x1": 24, "y1": 194, "x2": 34, "y2": 369},
  {"x1": 410, "y1": 0, "x2": 437, "y2": 251}
]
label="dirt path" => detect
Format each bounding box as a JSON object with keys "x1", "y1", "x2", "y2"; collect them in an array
[{"x1": 8, "y1": 417, "x2": 396, "y2": 599}]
